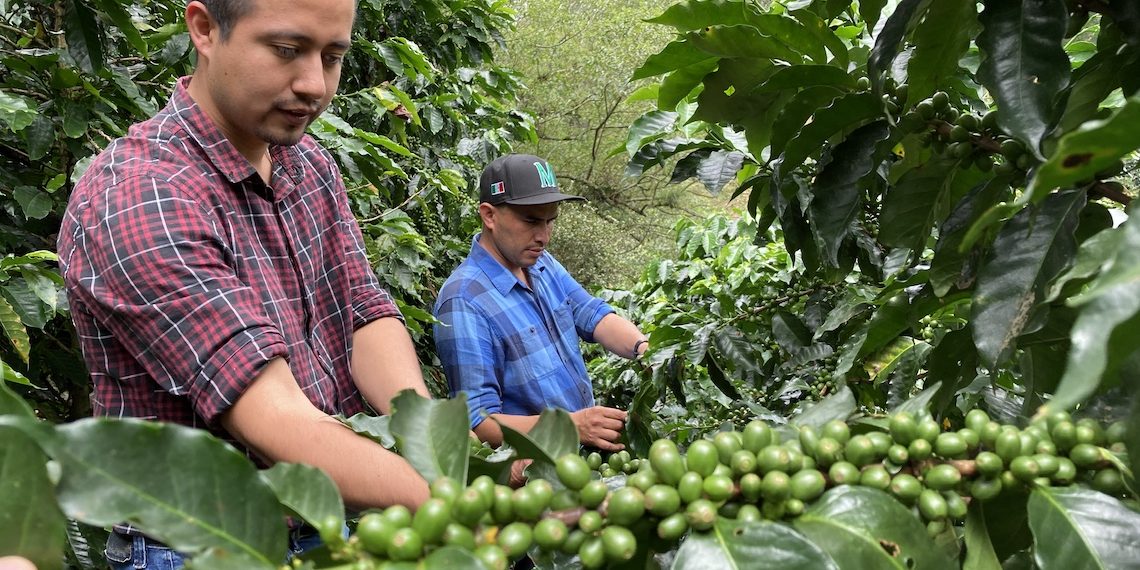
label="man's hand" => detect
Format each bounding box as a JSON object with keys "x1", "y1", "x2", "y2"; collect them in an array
[
  {"x1": 509, "y1": 458, "x2": 533, "y2": 488},
  {"x1": 570, "y1": 406, "x2": 627, "y2": 451}
]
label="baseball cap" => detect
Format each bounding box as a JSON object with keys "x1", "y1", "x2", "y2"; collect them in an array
[{"x1": 478, "y1": 154, "x2": 587, "y2": 205}]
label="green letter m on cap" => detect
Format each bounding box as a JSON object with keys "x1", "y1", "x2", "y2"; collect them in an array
[{"x1": 534, "y1": 161, "x2": 556, "y2": 188}]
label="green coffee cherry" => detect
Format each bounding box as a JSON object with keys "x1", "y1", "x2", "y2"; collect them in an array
[{"x1": 687, "y1": 440, "x2": 719, "y2": 477}]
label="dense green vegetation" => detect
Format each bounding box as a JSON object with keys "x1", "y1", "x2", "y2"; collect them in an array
[
  {"x1": 500, "y1": 0, "x2": 724, "y2": 289},
  {"x1": 2, "y1": 0, "x2": 1139, "y2": 568}
]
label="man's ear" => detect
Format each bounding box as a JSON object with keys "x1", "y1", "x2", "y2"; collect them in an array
[
  {"x1": 185, "y1": 1, "x2": 218, "y2": 62},
  {"x1": 478, "y1": 203, "x2": 496, "y2": 230}
]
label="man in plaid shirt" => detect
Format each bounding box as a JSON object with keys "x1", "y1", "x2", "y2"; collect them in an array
[
  {"x1": 433, "y1": 154, "x2": 650, "y2": 452},
  {"x1": 58, "y1": 0, "x2": 428, "y2": 566}
]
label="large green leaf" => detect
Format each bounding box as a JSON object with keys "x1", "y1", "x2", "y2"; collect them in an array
[
  {"x1": 626, "y1": 110, "x2": 678, "y2": 156},
  {"x1": 752, "y1": 65, "x2": 856, "y2": 94},
  {"x1": 1055, "y1": 49, "x2": 1127, "y2": 135},
  {"x1": 963, "y1": 501, "x2": 1002, "y2": 570},
  {"x1": 793, "y1": 486, "x2": 956, "y2": 570},
  {"x1": 772, "y1": 311, "x2": 811, "y2": 351},
  {"x1": 860, "y1": 0, "x2": 889, "y2": 32},
  {"x1": 339, "y1": 413, "x2": 396, "y2": 449},
  {"x1": 697, "y1": 151, "x2": 745, "y2": 194},
  {"x1": 389, "y1": 390, "x2": 470, "y2": 483},
  {"x1": 499, "y1": 407, "x2": 579, "y2": 464},
  {"x1": 0, "y1": 380, "x2": 34, "y2": 416},
  {"x1": 646, "y1": 0, "x2": 765, "y2": 31},
  {"x1": 809, "y1": 121, "x2": 892, "y2": 266},
  {"x1": 1044, "y1": 223, "x2": 1126, "y2": 305},
  {"x1": 769, "y1": 86, "x2": 845, "y2": 161},
  {"x1": 879, "y1": 155, "x2": 985, "y2": 251},
  {"x1": 0, "y1": 425, "x2": 65, "y2": 570},
  {"x1": 976, "y1": 0, "x2": 1070, "y2": 156},
  {"x1": 651, "y1": 2, "x2": 826, "y2": 62},
  {"x1": 633, "y1": 40, "x2": 720, "y2": 80},
  {"x1": 1027, "y1": 487, "x2": 1140, "y2": 568},
  {"x1": 42, "y1": 418, "x2": 287, "y2": 563},
  {"x1": 1027, "y1": 94, "x2": 1140, "y2": 202},
  {"x1": 259, "y1": 463, "x2": 344, "y2": 543},
  {"x1": 867, "y1": 0, "x2": 934, "y2": 91},
  {"x1": 791, "y1": 384, "x2": 856, "y2": 428},
  {"x1": 902, "y1": 0, "x2": 975, "y2": 104},
  {"x1": 865, "y1": 337, "x2": 929, "y2": 385},
  {"x1": 0, "y1": 295, "x2": 30, "y2": 364},
  {"x1": 62, "y1": 0, "x2": 105, "y2": 73},
  {"x1": 713, "y1": 325, "x2": 764, "y2": 376},
  {"x1": 691, "y1": 58, "x2": 782, "y2": 127},
  {"x1": 705, "y1": 353, "x2": 744, "y2": 402},
  {"x1": 929, "y1": 179, "x2": 1010, "y2": 297},
  {"x1": 685, "y1": 25, "x2": 806, "y2": 64},
  {"x1": 183, "y1": 549, "x2": 275, "y2": 569},
  {"x1": 789, "y1": 9, "x2": 849, "y2": 69},
  {"x1": 673, "y1": 517, "x2": 839, "y2": 569},
  {"x1": 91, "y1": 0, "x2": 147, "y2": 55},
  {"x1": 2, "y1": 280, "x2": 49, "y2": 329},
  {"x1": 1047, "y1": 212, "x2": 1140, "y2": 412},
  {"x1": 927, "y1": 328, "x2": 980, "y2": 415},
  {"x1": 774, "y1": 92, "x2": 883, "y2": 181},
  {"x1": 971, "y1": 190, "x2": 1085, "y2": 368},
  {"x1": 0, "y1": 89, "x2": 37, "y2": 132},
  {"x1": 658, "y1": 57, "x2": 720, "y2": 109},
  {"x1": 499, "y1": 408, "x2": 578, "y2": 486},
  {"x1": 421, "y1": 545, "x2": 487, "y2": 569},
  {"x1": 904, "y1": 0, "x2": 976, "y2": 107}
]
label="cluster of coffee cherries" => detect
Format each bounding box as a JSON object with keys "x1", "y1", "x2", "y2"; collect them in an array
[{"x1": 324, "y1": 410, "x2": 1129, "y2": 569}]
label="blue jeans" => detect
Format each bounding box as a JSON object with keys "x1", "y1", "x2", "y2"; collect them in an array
[{"x1": 105, "y1": 524, "x2": 345, "y2": 570}]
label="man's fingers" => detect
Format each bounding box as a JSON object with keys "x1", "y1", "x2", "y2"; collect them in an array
[
  {"x1": 584, "y1": 432, "x2": 624, "y2": 451},
  {"x1": 597, "y1": 406, "x2": 628, "y2": 420}
]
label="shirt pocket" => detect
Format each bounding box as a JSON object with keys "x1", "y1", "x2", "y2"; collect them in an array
[
  {"x1": 516, "y1": 324, "x2": 560, "y2": 381},
  {"x1": 553, "y1": 297, "x2": 578, "y2": 338}
]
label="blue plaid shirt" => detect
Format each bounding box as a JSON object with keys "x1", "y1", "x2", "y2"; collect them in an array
[{"x1": 433, "y1": 235, "x2": 614, "y2": 428}]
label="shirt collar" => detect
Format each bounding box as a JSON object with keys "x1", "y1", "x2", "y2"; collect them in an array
[
  {"x1": 168, "y1": 76, "x2": 307, "y2": 200},
  {"x1": 470, "y1": 233, "x2": 547, "y2": 296}
]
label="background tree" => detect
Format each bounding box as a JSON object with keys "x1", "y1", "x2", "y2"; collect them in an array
[
  {"x1": 499, "y1": 0, "x2": 725, "y2": 288},
  {"x1": 607, "y1": 0, "x2": 1140, "y2": 485},
  {"x1": 0, "y1": 0, "x2": 531, "y2": 409}
]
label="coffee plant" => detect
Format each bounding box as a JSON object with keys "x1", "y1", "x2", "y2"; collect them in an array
[
  {"x1": 3, "y1": 384, "x2": 1137, "y2": 568},
  {"x1": 611, "y1": 0, "x2": 1140, "y2": 484}
]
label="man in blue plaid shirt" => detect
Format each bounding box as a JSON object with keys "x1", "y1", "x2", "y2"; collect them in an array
[{"x1": 433, "y1": 154, "x2": 650, "y2": 451}]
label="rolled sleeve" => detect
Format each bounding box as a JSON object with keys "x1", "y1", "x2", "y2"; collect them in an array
[
  {"x1": 433, "y1": 297, "x2": 502, "y2": 428},
  {"x1": 192, "y1": 328, "x2": 289, "y2": 424}
]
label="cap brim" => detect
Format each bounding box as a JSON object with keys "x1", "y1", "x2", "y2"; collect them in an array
[{"x1": 504, "y1": 193, "x2": 587, "y2": 205}]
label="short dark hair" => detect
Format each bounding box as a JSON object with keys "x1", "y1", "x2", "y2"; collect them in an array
[{"x1": 196, "y1": 0, "x2": 254, "y2": 41}]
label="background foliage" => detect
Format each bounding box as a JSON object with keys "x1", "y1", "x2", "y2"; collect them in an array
[
  {"x1": 0, "y1": 0, "x2": 532, "y2": 409},
  {"x1": 500, "y1": 0, "x2": 732, "y2": 289},
  {"x1": 595, "y1": 0, "x2": 1140, "y2": 471}
]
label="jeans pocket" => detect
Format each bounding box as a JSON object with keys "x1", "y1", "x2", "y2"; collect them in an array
[{"x1": 104, "y1": 533, "x2": 132, "y2": 564}]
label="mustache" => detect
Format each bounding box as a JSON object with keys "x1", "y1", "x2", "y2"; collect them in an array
[{"x1": 275, "y1": 100, "x2": 325, "y2": 114}]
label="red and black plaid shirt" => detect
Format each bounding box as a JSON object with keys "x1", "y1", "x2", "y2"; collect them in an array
[{"x1": 58, "y1": 77, "x2": 401, "y2": 443}]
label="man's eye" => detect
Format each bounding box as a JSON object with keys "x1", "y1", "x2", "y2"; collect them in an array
[
  {"x1": 323, "y1": 53, "x2": 344, "y2": 66},
  {"x1": 274, "y1": 46, "x2": 298, "y2": 58}
]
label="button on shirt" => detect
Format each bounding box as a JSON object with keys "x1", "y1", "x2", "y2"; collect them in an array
[
  {"x1": 433, "y1": 235, "x2": 614, "y2": 429},
  {"x1": 57, "y1": 77, "x2": 401, "y2": 445}
]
